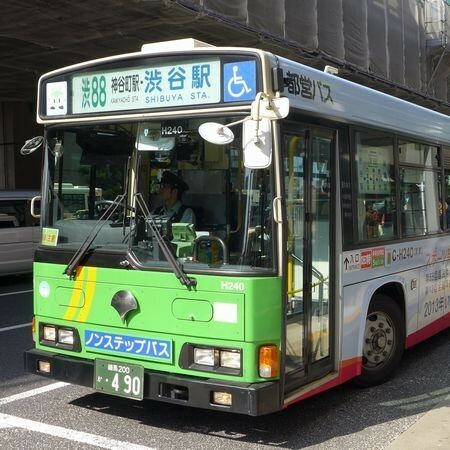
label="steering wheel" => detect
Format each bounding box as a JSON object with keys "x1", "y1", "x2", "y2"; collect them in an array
[{"x1": 95, "y1": 200, "x2": 135, "y2": 222}]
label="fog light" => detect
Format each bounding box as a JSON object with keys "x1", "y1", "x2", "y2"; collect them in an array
[
  {"x1": 259, "y1": 345, "x2": 279, "y2": 378},
  {"x1": 194, "y1": 348, "x2": 217, "y2": 366},
  {"x1": 38, "y1": 360, "x2": 51, "y2": 373},
  {"x1": 43, "y1": 325, "x2": 56, "y2": 342},
  {"x1": 212, "y1": 391, "x2": 232, "y2": 406},
  {"x1": 58, "y1": 329, "x2": 74, "y2": 345},
  {"x1": 220, "y1": 349, "x2": 241, "y2": 369}
]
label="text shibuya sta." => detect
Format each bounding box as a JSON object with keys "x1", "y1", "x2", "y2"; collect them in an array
[
  {"x1": 109, "y1": 90, "x2": 210, "y2": 106},
  {"x1": 146, "y1": 90, "x2": 210, "y2": 104}
]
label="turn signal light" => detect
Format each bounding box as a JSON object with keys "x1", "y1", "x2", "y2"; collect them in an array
[
  {"x1": 31, "y1": 316, "x2": 36, "y2": 342},
  {"x1": 259, "y1": 345, "x2": 279, "y2": 378}
]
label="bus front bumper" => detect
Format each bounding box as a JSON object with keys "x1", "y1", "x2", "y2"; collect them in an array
[{"x1": 24, "y1": 349, "x2": 281, "y2": 416}]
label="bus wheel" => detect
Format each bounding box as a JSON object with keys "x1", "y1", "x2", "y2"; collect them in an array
[{"x1": 354, "y1": 294, "x2": 405, "y2": 387}]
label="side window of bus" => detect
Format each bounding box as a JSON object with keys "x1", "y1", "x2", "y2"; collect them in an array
[
  {"x1": 398, "y1": 141, "x2": 440, "y2": 236},
  {"x1": 354, "y1": 130, "x2": 397, "y2": 242},
  {"x1": 443, "y1": 147, "x2": 450, "y2": 230}
]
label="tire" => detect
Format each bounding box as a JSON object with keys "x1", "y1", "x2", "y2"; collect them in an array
[{"x1": 354, "y1": 294, "x2": 405, "y2": 387}]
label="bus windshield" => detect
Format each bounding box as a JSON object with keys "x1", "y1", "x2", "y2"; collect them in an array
[{"x1": 43, "y1": 116, "x2": 274, "y2": 273}]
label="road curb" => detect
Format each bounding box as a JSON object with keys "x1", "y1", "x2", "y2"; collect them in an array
[{"x1": 386, "y1": 396, "x2": 450, "y2": 449}]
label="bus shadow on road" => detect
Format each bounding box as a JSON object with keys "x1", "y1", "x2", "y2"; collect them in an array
[{"x1": 69, "y1": 329, "x2": 449, "y2": 449}]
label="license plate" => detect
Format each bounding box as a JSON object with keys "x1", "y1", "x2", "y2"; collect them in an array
[{"x1": 94, "y1": 359, "x2": 144, "y2": 400}]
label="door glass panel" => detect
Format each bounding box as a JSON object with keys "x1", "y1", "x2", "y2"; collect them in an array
[
  {"x1": 284, "y1": 131, "x2": 306, "y2": 373},
  {"x1": 310, "y1": 133, "x2": 331, "y2": 363}
]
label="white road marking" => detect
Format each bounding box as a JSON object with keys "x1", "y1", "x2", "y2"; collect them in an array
[
  {"x1": 0, "y1": 413, "x2": 156, "y2": 449},
  {"x1": 0, "y1": 311, "x2": 156, "y2": 449},
  {"x1": 0, "y1": 382, "x2": 68, "y2": 406},
  {"x1": 0, "y1": 289, "x2": 33, "y2": 297},
  {"x1": 0, "y1": 322, "x2": 31, "y2": 333}
]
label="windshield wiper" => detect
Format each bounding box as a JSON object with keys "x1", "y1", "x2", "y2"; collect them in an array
[
  {"x1": 134, "y1": 193, "x2": 197, "y2": 289},
  {"x1": 63, "y1": 194, "x2": 126, "y2": 278}
]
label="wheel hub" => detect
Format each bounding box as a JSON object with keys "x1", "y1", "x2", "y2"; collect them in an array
[
  {"x1": 372, "y1": 331, "x2": 387, "y2": 350},
  {"x1": 363, "y1": 312, "x2": 394, "y2": 366}
]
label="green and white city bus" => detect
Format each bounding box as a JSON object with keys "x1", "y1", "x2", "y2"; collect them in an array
[{"x1": 24, "y1": 38, "x2": 450, "y2": 415}]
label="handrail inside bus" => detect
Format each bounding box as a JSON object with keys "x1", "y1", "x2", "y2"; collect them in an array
[{"x1": 289, "y1": 252, "x2": 326, "y2": 282}]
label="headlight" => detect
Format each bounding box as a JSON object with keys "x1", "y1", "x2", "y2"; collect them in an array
[
  {"x1": 58, "y1": 329, "x2": 74, "y2": 345},
  {"x1": 220, "y1": 349, "x2": 241, "y2": 369},
  {"x1": 39, "y1": 323, "x2": 81, "y2": 352},
  {"x1": 187, "y1": 345, "x2": 242, "y2": 374},
  {"x1": 43, "y1": 325, "x2": 56, "y2": 342},
  {"x1": 194, "y1": 348, "x2": 218, "y2": 366}
]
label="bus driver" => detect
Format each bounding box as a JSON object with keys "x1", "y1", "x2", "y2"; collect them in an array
[{"x1": 152, "y1": 171, "x2": 196, "y2": 225}]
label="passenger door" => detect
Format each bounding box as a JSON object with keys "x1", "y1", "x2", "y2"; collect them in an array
[{"x1": 282, "y1": 124, "x2": 335, "y2": 392}]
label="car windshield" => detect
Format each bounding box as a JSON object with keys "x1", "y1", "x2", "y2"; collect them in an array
[{"x1": 43, "y1": 116, "x2": 274, "y2": 273}]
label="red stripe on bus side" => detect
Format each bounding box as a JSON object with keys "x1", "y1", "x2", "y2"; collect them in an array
[
  {"x1": 284, "y1": 357, "x2": 362, "y2": 408},
  {"x1": 406, "y1": 312, "x2": 450, "y2": 348}
]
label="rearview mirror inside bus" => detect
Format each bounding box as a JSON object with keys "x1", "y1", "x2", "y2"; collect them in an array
[
  {"x1": 136, "y1": 123, "x2": 176, "y2": 151},
  {"x1": 20, "y1": 136, "x2": 43, "y2": 155},
  {"x1": 243, "y1": 118, "x2": 272, "y2": 169}
]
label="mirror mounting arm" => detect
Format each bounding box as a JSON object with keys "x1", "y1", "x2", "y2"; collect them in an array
[
  {"x1": 198, "y1": 91, "x2": 289, "y2": 149},
  {"x1": 224, "y1": 116, "x2": 251, "y2": 129}
]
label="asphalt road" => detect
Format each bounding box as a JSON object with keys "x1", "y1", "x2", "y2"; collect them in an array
[{"x1": 0, "y1": 274, "x2": 449, "y2": 449}]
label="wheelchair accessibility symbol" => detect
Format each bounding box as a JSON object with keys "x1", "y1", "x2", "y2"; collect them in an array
[
  {"x1": 228, "y1": 66, "x2": 251, "y2": 97},
  {"x1": 224, "y1": 61, "x2": 256, "y2": 102}
]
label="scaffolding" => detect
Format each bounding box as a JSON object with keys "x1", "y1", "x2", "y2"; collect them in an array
[
  {"x1": 425, "y1": 0, "x2": 448, "y2": 48},
  {"x1": 425, "y1": 0, "x2": 449, "y2": 95}
]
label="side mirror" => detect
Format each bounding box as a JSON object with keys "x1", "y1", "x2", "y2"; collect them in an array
[
  {"x1": 243, "y1": 118, "x2": 272, "y2": 169},
  {"x1": 198, "y1": 122, "x2": 235, "y2": 145},
  {"x1": 20, "y1": 136, "x2": 43, "y2": 155},
  {"x1": 198, "y1": 93, "x2": 289, "y2": 169}
]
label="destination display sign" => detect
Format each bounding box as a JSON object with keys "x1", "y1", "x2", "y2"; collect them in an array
[
  {"x1": 73, "y1": 59, "x2": 221, "y2": 113},
  {"x1": 41, "y1": 56, "x2": 259, "y2": 119}
]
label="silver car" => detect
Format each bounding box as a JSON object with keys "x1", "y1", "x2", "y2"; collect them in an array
[{"x1": 0, "y1": 190, "x2": 40, "y2": 275}]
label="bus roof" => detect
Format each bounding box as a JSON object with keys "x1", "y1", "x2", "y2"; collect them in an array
[
  {"x1": 278, "y1": 55, "x2": 450, "y2": 145},
  {"x1": 36, "y1": 39, "x2": 450, "y2": 145}
]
